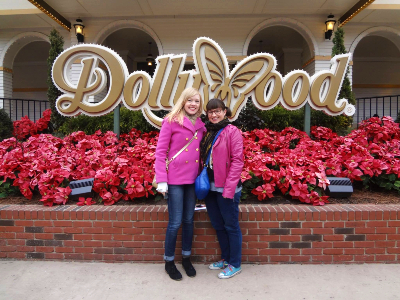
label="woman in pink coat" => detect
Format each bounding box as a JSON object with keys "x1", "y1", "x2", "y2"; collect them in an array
[
  {"x1": 155, "y1": 87, "x2": 206, "y2": 281},
  {"x1": 200, "y1": 98, "x2": 244, "y2": 279}
]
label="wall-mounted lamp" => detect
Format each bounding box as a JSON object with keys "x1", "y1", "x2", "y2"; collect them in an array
[
  {"x1": 146, "y1": 42, "x2": 155, "y2": 66},
  {"x1": 325, "y1": 14, "x2": 336, "y2": 40},
  {"x1": 74, "y1": 18, "x2": 85, "y2": 43}
]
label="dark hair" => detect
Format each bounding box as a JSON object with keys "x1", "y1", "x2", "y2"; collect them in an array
[{"x1": 206, "y1": 98, "x2": 232, "y2": 117}]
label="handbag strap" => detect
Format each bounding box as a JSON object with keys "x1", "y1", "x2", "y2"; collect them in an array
[
  {"x1": 204, "y1": 128, "x2": 224, "y2": 166},
  {"x1": 166, "y1": 130, "x2": 198, "y2": 169}
]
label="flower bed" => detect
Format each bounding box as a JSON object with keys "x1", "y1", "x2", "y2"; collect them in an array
[{"x1": 1, "y1": 111, "x2": 399, "y2": 207}]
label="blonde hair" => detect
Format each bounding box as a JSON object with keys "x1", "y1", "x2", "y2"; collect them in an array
[{"x1": 165, "y1": 87, "x2": 203, "y2": 125}]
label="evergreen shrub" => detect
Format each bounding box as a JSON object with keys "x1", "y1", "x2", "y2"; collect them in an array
[
  {"x1": 58, "y1": 107, "x2": 158, "y2": 135},
  {"x1": 258, "y1": 105, "x2": 305, "y2": 132},
  {"x1": 47, "y1": 29, "x2": 65, "y2": 129},
  {"x1": 232, "y1": 100, "x2": 265, "y2": 131},
  {"x1": 310, "y1": 27, "x2": 355, "y2": 134},
  {"x1": 0, "y1": 109, "x2": 13, "y2": 141}
]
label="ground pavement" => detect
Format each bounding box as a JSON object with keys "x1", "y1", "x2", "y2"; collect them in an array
[{"x1": 0, "y1": 261, "x2": 399, "y2": 300}]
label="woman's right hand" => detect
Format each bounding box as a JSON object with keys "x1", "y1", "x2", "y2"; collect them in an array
[{"x1": 156, "y1": 182, "x2": 168, "y2": 196}]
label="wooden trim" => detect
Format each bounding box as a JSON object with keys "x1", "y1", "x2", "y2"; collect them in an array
[
  {"x1": 353, "y1": 84, "x2": 400, "y2": 89},
  {"x1": 27, "y1": 0, "x2": 71, "y2": 31},
  {"x1": 302, "y1": 56, "x2": 354, "y2": 68},
  {"x1": 13, "y1": 88, "x2": 48, "y2": 92},
  {"x1": 302, "y1": 56, "x2": 331, "y2": 68},
  {"x1": 338, "y1": 0, "x2": 375, "y2": 28},
  {"x1": 0, "y1": 67, "x2": 13, "y2": 74}
]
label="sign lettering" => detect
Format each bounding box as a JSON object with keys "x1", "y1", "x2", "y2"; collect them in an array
[{"x1": 52, "y1": 37, "x2": 355, "y2": 129}]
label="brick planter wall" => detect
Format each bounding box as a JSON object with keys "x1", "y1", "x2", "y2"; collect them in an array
[{"x1": 1, "y1": 204, "x2": 400, "y2": 263}]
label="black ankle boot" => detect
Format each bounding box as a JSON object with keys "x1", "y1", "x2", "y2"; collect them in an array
[
  {"x1": 165, "y1": 260, "x2": 182, "y2": 281},
  {"x1": 182, "y1": 257, "x2": 196, "y2": 278}
]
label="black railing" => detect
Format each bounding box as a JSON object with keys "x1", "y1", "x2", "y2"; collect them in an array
[
  {"x1": 0, "y1": 98, "x2": 49, "y2": 122},
  {"x1": 355, "y1": 95, "x2": 400, "y2": 127},
  {"x1": 1, "y1": 95, "x2": 399, "y2": 126}
]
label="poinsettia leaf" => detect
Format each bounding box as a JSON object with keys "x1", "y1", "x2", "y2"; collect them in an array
[
  {"x1": 385, "y1": 182, "x2": 393, "y2": 190},
  {"x1": 0, "y1": 192, "x2": 8, "y2": 198},
  {"x1": 314, "y1": 187, "x2": 323, "y2": 196},
  {"x1": 388, "y1": 174, "x2": 396, "y2": 182},
  {"x1": 154, "y1": 194, "x2": 163, "y2": 202},
  {"x1": 379, "y1": 181, "x2": 387, "y2": 188}
]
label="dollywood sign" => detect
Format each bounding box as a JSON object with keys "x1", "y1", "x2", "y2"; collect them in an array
[{"x1": 52, "y1": 37, "x2": 355, "y2": 129}]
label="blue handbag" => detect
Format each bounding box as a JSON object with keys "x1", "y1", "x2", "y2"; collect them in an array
[{"x1": 195, "y1": 129, "x2": 223, "y2": 199}]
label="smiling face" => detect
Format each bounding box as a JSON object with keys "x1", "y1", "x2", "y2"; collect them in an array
[
  {"x1": 183, "y1": 94, "x2": 201, "y2": 116},
  {"x1": 207, "y1": 107, "x2": 227, "y2": 124}
]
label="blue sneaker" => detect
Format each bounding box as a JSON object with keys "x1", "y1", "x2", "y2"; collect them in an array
[
  {"x1": 218, "y1": 264, "x2": 242, "y2": 279},
  {"x1": 208, "y1": 260, "x2": 228, "y2": 270}
]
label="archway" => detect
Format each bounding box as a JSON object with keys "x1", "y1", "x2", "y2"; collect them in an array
[
  {"x1": 102, "y1": 27, "x2": 159, "y2": 75},
  {"x1": 94, "y1": 20, "x2": 163, "y2": 56},
  {"x1": 79, "y1": 26, "x2": 160, "y2": 104},
  {"x1": 243, "y1": 19, "x2": 319, "y2": 134},
  {"x1": 0, "y1": 32, "x2": 50, "y2": 120},
  {"x1": 244, "y1": 18, "x2": 318, "y2": 66},
  {"x1": 246, "y1": 25, "x2": 313, "y2": 76},
  {"x1": 13, "y1": 41, "x2": 50, "y2": 100},
  {"x1": 351, "y1": 27, "x2": 400, "y2": 120}
]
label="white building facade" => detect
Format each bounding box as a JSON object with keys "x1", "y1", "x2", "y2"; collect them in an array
[{"x1": 1, "y1": 0, "x2": 400, "y2": 124}]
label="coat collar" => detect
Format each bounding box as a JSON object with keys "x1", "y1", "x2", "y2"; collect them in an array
[{"x1": 182, "y1": 116, "x2": 205, "y2": 133}]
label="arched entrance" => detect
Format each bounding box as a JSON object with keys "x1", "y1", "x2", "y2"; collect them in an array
[
  {"x1": 247, "y1": 26, "x2": 312, "y2": 75},
  {"x1": 102, "y1": 28, "x2": 159, "y2": 75},
  {"x1": 244, "y1": 18, "x2": 317, "y2": 75},
  {"x1": 0, "y1": 32, "x2": 50, "y2": 120},
  {"x1": 243, "y1": 19, "x2": 321, "y2": 133},
  {"x1": 351, "y1": 27, "x2": 400, "y2": 120},
  {"x1": 68, "y1": 21, "x2": 161, "y2": 104},
  {"x1": 13, "y1": 41, "x2": 50, "y2": 100},
  {"x1": 94, "y1": 20, "x2": 163, "y2": 56}
]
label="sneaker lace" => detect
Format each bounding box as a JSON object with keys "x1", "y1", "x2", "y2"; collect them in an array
[{"x1": 222, "y1": 264, "x2": 233, "y2": 274}]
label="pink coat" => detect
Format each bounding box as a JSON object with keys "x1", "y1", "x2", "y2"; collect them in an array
[
  {"x1": 155, "y1": 116, "x2": 206, "y2": 185},
  {"x1": 211, "y1": 124, "x2": 244, "y2": 199}
]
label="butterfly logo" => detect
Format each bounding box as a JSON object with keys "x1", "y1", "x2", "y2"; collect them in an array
[{"x1": 193, "y1": 37, "x2": 278, "y2": 118}]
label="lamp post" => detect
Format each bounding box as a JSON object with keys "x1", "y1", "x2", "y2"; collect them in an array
[
  {"x1": 74, "y1": 18, "x2": 85, "y2": 43},
  {"x1": 325, "y1": 14, "x2": 336, "y2": 40}
]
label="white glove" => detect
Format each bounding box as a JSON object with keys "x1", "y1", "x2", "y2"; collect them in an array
[{"x1": 156, "y1": 182, "x2": 168, "y2": 193}]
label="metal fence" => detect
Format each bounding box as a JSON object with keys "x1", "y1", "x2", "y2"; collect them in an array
[
  {"x1": 355, "y1": 95, "x2": 400, "y2": 127},
  {"x1": 0, "y1": 98, "x2": 49, "y2": 122},
  {"x1": 1, "y1": 95, "x2": 399, "y2": 126}
]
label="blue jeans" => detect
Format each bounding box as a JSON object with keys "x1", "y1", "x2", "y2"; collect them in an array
[
  {"x1": 164, "y1": 184, "x2": 196, "y2": 261},
  {"x1": 204, "y1": 191, "x2": 242, "y2": 268}
]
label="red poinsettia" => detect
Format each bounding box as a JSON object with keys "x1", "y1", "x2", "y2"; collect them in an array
[
  {"x1": 2, "y1": 112, "x2": 400, "y2": 206},
  {"x1": 252, "y1": 183, "x2": 276, "y2": 200},
  {"x1": 78, "y1": 197, "x2": 95, "y2": 206},
  {"x1": 54, "y1": 186, "x2": 72, "y2": 205},
  {"x1": 13, "y1": 109, "x2": 52, "y2": 140}
]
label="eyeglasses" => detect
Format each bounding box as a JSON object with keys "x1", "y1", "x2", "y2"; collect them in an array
[{"x1": 207, "y1": 109, "x2": 223, "y2": 116}]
